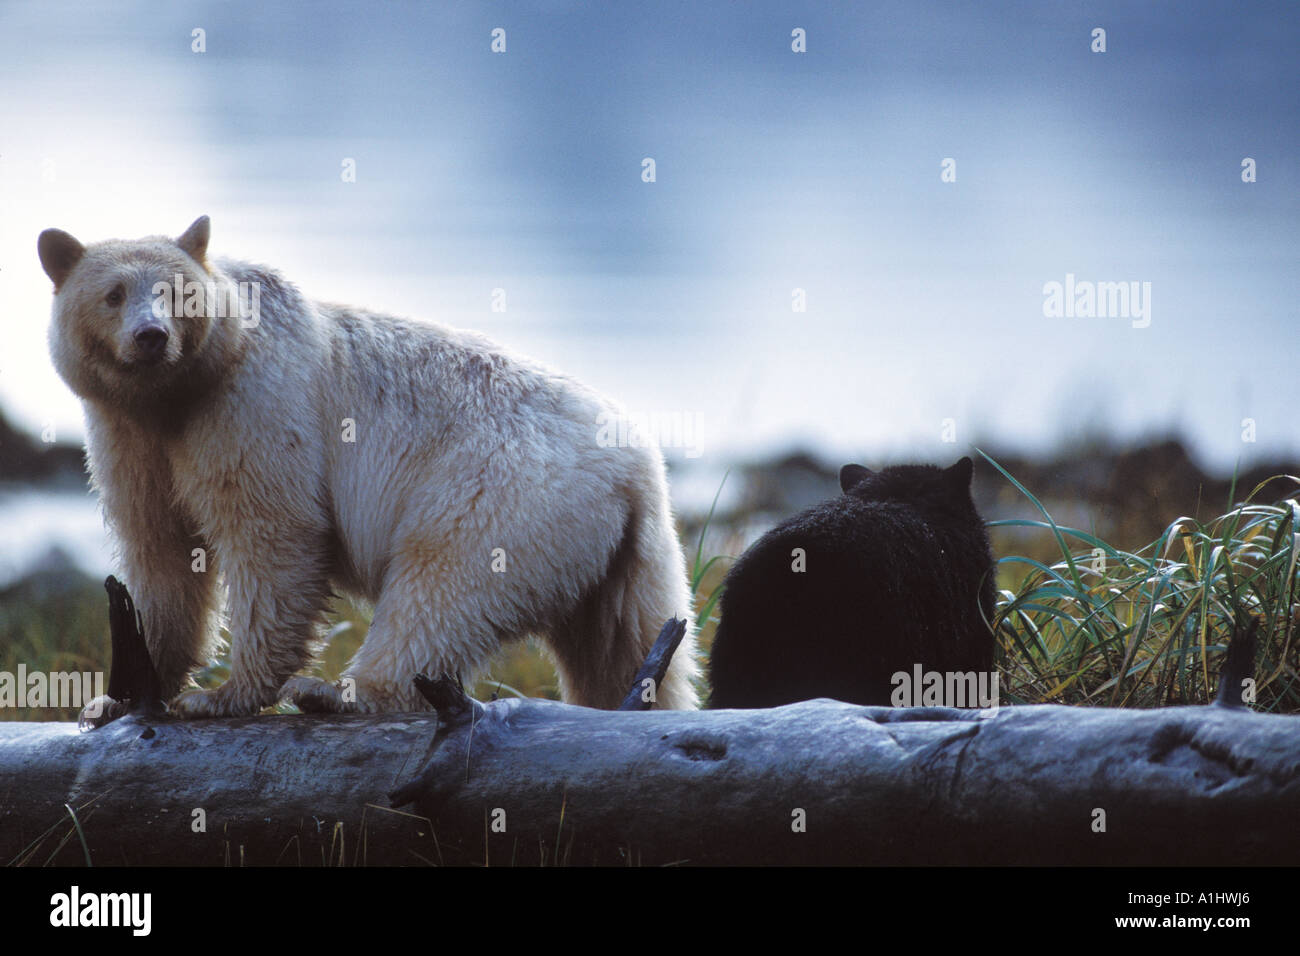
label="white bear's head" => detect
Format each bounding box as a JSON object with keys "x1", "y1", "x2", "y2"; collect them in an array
[{"x1": 39, "y1": 216, "x2": 240, "y2": 413}]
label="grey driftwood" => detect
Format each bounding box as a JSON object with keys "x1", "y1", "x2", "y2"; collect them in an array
[{"x1": 1, "y1": 690, "x2": 1297, "y2": 866}]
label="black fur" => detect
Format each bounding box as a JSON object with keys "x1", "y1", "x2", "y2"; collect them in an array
[{"x1": 708, "y1": 457, "x2": 996, "y2": 708}]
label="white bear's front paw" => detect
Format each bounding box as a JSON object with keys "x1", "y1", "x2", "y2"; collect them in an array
[
  {"x1": 281, "y1": 676, "x2": 363, "y2": 713},
  {"x1": 169, "y1": 684, "x2": 265, "y2": 718},
  {"x1": 281, "y1": 675, "x2": 425, "y2": 713},
  {"x1": 79, "y1": 694, "x2": 130, "y2": 730}
]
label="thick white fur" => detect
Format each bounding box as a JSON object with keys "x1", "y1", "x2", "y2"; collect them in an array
[{"x1": 41, "y1": 217, "x2": 699, "y2": 718}]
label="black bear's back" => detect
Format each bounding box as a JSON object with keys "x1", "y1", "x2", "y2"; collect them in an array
[{"x1": 707, "y1": 463, "x2": 995, "y2": 709}]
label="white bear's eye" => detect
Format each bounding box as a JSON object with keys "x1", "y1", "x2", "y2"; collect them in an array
[{"x1": 105, "y1": 284, "x2": 125, "y2": 308}]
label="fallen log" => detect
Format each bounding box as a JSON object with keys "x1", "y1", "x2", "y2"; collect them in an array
[
  {"x1": 4, "y1": 583, "x2": 1294, "y2": 866},
  {"x1": 2, "y1": 694, "x2": 1297, "y2": 866}
]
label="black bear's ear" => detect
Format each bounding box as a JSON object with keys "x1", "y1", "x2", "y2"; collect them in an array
[
  {"x1": 37, "y1": 229, "x2": 85, "y2": 291},
  {"x1": 839, "y1": 463, "x2": 872, "y2": 492},
  {"x1": 176, "y1": 215, "x2": 210, "y2": 265},
  {"x1": 945, "y1": 456, "x2": 974, "y2": 490}
]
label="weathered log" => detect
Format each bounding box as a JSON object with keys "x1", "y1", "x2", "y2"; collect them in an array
[
  {"x1": 5, "y1": 587, "x2": 1293, "y2": 866},
  {"x1": 1, "y1": 697, "x2": 1297, "y2": 866},
  {"x1": 1, "y1": 713, "x2": 443, "y2": 866}
]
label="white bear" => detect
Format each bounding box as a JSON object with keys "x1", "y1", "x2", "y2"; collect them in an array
[{"x1": 38, "y1": 216, "x2": 698, "y2": 719}]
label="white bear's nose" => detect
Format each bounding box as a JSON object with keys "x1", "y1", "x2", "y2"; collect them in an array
[{"x1": 133, "y1": 326, "x2": 169, "y2": 358}]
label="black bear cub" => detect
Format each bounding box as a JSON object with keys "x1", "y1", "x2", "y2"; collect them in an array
[{"x1": 707, "y1": 457, "x2": 996, "y2": 708}]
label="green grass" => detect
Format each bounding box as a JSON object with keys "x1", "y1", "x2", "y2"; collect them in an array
[
  {"x1": 984, "y1": 449, "x2": 1300, "y2": 711},
  {"x1": 687, "y1": 470, "x2": 733, "y2": 700},
  {"x1": 0, "y1": 574, "x2": 111, "y2": 721}
]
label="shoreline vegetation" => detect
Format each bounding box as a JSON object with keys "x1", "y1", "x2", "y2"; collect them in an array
[{"x1": 3, "y1": 411, "x2": 1297, "y2": 718}]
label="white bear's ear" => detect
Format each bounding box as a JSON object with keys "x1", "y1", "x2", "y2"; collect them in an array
[
  {"x1": 839, "y1": 463, "x2": 872, "y2": 493},
  {"x1": 38, "y1": 229, "x2": 86, "y2": 291},
  {"x1": 176, "y1": 215, "x2": 210, "y2": 265}
]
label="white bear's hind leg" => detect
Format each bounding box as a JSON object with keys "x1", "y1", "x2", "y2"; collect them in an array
[{"x1": 547, "y1": 507, "x2": 700, "y2": 710}]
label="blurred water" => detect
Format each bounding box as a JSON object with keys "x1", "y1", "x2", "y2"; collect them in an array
[{"x1": 0, "y1": 488, "x2": 110, "y2": 588}]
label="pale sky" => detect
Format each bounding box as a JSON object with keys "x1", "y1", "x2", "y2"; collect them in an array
[{"x1": 1, "y1": 0, "x2": 1295, "y2": 472}]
